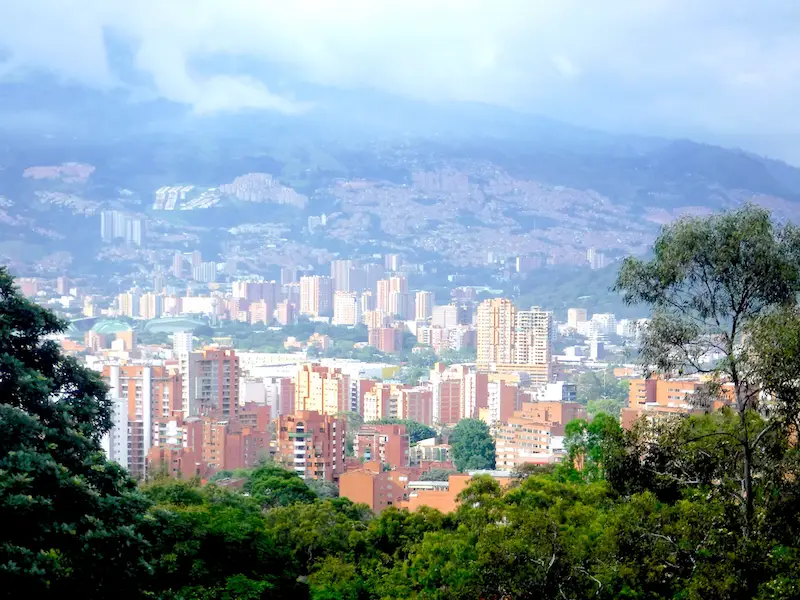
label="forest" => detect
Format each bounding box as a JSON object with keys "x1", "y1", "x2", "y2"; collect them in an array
[{"x1": 3, "y1": 205, "x2": 800, "y2": 598}]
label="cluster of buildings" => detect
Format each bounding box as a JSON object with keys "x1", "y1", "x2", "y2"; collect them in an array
[
  {"x1": 100, "y1": 210, "x2": 143, "y2": 246},
  {"x1": 84, "y1": 318, "x2": 588, "y2": 510}
]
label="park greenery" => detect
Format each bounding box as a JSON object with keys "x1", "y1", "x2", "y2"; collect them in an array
[{"x1": 4, "y1": 206, "x2": 800, "y2": 598}]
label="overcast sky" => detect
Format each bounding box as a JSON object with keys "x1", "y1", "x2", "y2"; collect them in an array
[{"x1": 1, "y1": 1, "x2": 799, "y2": 161}]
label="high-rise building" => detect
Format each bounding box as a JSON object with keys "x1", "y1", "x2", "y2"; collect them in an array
[
  {"x1": 362, "y1": 382, "x2": 398, "y2": 422},
  {"x1": 486, "y1": 379, "x2": 520, "y2": 425},
  {"x1": 275, "y1": 300, "x2": 296, "y2": 326},
  {"x1": 181, "y1": 348, "x2": 240, "y2": 418},
  {"x1": 56, "y1": 276, "x2": 70, "y2": 296},
  {"x1": 567, "y1": 308, "x2": 588, "y2": 329},
  {"x1": 360, "y1": 290, "x2": 376, "y2": 313},
  {"x1": 332, "y1": 291, "x2": 361, "y2": 326},
  {"x1": 388, "y1": 290, "x2": 410, "y2": 319},
  {"x1": 190, "y1": 251, "x2": 203, "y2": 269},
  {"x1": 117, "y1": 291, "x2": 140, "y2": 318},
  {"x1": 100, "y1": 211, "x2": 115, "y2": 242},
  {"x1": 476, "y1": 298, "x2": 515, "y2": 365},
  {"x1": 232, "y1": 280, "x2": 277, "y2": 304},
  {"x1": 248, "y1": 300, "x2": 272, "y2": 325},
  {"x1": 102, "y1": 364, "x2": 183, "y2": 479},
  {"x1": 193, "y1": 262, "x2": 217, "y2": 284},
  {"x1": 299, "y1": 275, "x2": 333, "y2": 317},
  {"x1": 172, "y1": 252, "x2": 184, "y2": 278},
  {"x1": 354, "y1": 424, "x2": 409, "y2": 468},
  {"x1": 280, "y1": 266, "x2": 297, "y2": 285},
  {"x1": 139, "y1": 293, "x2": 163, "y2": 320},
  {"x1": 274, "y1": 411, "x2": 346, "y2": 481},
  {"x1": 384, "y1": 253, "x2": 401, "y2": 271},
  {"x1": 294, "y1": 364, "x2": 351, "y2": 415},
  {"x1": 587, "y1": 248, "x2": 607, "y2": 270},
  {"x1": 100, "y1": 396, "x2": 129, "y2": 470},
  {"x1": 173, "y1": 331, "x2": 193, "y2": 356},
  {"x1": 477, "y1": 299, "x2": 552, "y2": 386},
  {"x1": 399, "y1": 386, "x2": 434, "y2": 425},
  {"x1": 369, "y1": 326, "x2": 402, "y2": 353},
  {"x1": 126, "y1": 218, "x2": 143, "y2": 246},
  {"x1": 17, "y1": 278, "x2": 39, "y2": 298},
  {"x1": 376, "y1": 276, "x2": 407, "y2": 315},
  {"x1": 431, "y1": 304, "x2": 459, "y2": 329},
  {"x1": 514, "y1": 307, "x2": 553, "y2": 370},
  {"x1": 415, "y1": 291, "x2": 433, "y2": 321},
  {"x1": 100, "y1": 211, "x2": 142, "y2": 245},
  {"x1": 360, "y1": 263, "x2": 385, "y2": 294},
  {"x1": 330, "y1": 259, "x2": 354, "y2": 292}
]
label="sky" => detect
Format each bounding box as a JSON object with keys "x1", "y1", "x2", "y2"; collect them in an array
[{"x1": 1, "y1": 0, "x2": 799, "y2": 161}]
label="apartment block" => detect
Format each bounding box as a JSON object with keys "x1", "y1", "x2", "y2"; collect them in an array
[
  {"x1": 494, "y1": 401, "x2": 587, "y2": 470},
  {"x1": 102, "y1": 364, "x2": 183, "y2": 479},
  {"x1": 294, "y1": 364, "x2": 351, "y2": 415},
  {"x1": 299, "y1": 275, "x2": 333, "y2": 317},
  {"x1": 275, "y1": 411, "x2": 346, "y2": 481},
  {"x1": 333, "y1": 291, "x2": 361, "y2": 326},
  {"x1": 354, "y1": 424, "x2": 410, "y2": 468},
  {"x1": 181, "y1": 348, "x2": 240, "y2": 418},
  {"x1": 415, "y1": 290, "x2": 433, "y2": 320},
  {"x1": 339, "y1": 465, "x2": 406, "y2": 514},
  {"x1": 476, "y1": 299, "x2": 553, "y2": 387}
]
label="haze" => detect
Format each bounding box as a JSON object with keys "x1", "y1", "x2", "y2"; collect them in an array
[{"x1": 1, "y1": 0, "x2": 799, "y2": 161}]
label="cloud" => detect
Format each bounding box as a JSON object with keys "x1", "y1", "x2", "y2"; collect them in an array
[{"x1": 1, "y1": 0, "x2": 800, "y2": 157}]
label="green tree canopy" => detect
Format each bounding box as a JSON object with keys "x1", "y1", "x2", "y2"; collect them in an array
[
  {"x1": 244, "y1": 465, "x2": 318, "y2": 508},
  {"x1": 0, "y1": 267, "x2": 153, "y2": 597},
  {"x1": 615, "y1": 204, "x2": 800, "y2": 533},
  {"x1": 450, "y1": 418, "x2": 496, "y2": 472}
]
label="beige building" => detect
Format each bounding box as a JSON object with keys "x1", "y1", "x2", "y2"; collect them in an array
[
  {"x1": 294, "y1": 364, "x2": 351, "y2": 415},
  {"x1": 476, "y1": 298, "x2": 516, "y2": 365},
  {"x1": 333, "y1": 291, "x2": 361, "y2": 326},
  {"x1": 415, "y1": 290, "x2": 433, "y2": 320},
  {"x1": 494, "y1": 401, "x2": 586, "y2": 470},
  {"x1": 139, "y1": 292, "x2": 163, "y2": 320},
  {"x1": 299, "y1": 275, "x2": 333, "y2": 317},
  {"x1": 376, "y1": 276, "x2": 407, "y2": 314},
  {"x1": 567, "y1": 308, "x2": 588, "y2": 329},
  {"x1": 117, "y1": 291, "x2": 140, "y2": 318},
  {"x1": 476, "y1": 299, "x2": 553, "y2": 387}
]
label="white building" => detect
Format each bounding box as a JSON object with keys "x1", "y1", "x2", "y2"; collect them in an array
[
  {"x1": 172, "y1": 330, "x2": 194, "y2": 356},
  {"x1": 100, "y1": 395, "x2": 129, "y2": 469}
]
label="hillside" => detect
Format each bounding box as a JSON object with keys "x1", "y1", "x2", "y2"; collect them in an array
[{"x1": 2, "y1": 80, "x2": 800, "y2": 276}]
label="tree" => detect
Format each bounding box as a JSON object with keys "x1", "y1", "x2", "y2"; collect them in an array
[
  {"x1": 244, "y1": 465, "x2": 317, "y2": 508},
  {"x1": 563, "y1": 414, "x2": 622, "y2": 481},
  {"x1": 419, "y1": 468, "x2": 458, "y2": 481},
  {"x1": 614, "y1": 205, "x2": 800, "y2": 533},
  {"x1": 574, "y1": 367, "x2": 629, "y2": 407},
  {"x1": 450, "y1": 419, "x2": 496, "y2": 472},
  {"x1": 0, "y1": 268, "x2": 152, "y2": 597}
]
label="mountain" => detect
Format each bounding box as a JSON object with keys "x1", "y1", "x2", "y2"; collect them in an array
[{"x1": 2, "y1": 77, "x2": 800, "y2": 277}]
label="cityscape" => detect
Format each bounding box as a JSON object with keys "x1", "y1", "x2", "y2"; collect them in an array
[
  {"x1": 4, "y1": 2, "x2": 800, "y2": 597},
  {"x1": 14, "y1": 241, "x2": 715, "y2": 514}
]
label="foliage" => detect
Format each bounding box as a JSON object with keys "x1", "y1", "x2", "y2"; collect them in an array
[
  {"x1": 6, "y1": 229, "x2": 800, "y2": 599},
  {"x1": 614, "y1": 204, "x2": 800, "y2": 532},
  {"x1": 244, "y1": 465, "x2": 318, "y2": 508},
  {"x1": 574, "y1": 367, "x2": 629, "y2": 407},
  {"x1": 0, "y1": 267, "x2": 154, "y2": 598},
  {"x1": 449, "y1": 418, "x2": 496, "y2": 472},
  {"x1": 419, "y1": 468, "x2": 458, "y2": 481},
  {"x1": 563, "y1": 413, "x2": 623, "y2": 481}
]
